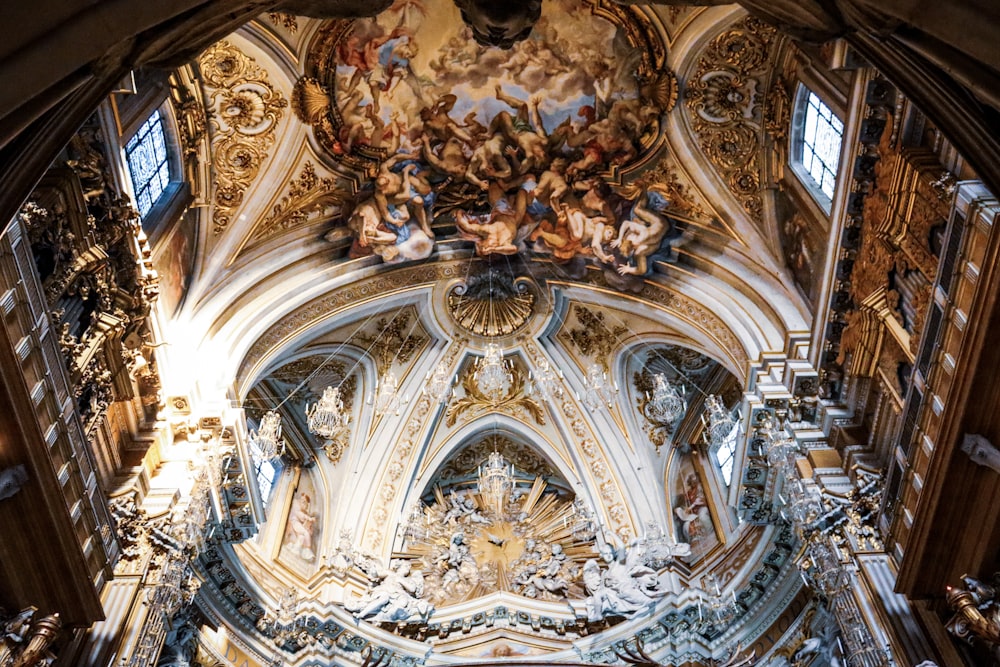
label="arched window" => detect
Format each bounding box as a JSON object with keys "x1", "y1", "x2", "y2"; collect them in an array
[
  {"x1": 712, "y1": 421, "x2": 739, "y2": 487},
  {"x1": 248, "y1": 438, "x2": 281, "y2": 509},
  {"x1": 125, "y1": 108, "x2": 171, "y2": 218},
  {"x1": 790, "y1": 85, "x2": 844, "y2": 211}
]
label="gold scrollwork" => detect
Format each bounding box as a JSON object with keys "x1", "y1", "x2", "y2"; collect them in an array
[
  {"x1": 248, "y1": 162, "x2": 347, "y2": 245},
  {"x1": 446, "y1": 361, "x2": 545, "y2": 427},
  {"x1": 199, "y1": 41, "x2": 287, "y2": 234},
  {"x1": 684, "y1": 16, "x2": 779, "y2": 224}
]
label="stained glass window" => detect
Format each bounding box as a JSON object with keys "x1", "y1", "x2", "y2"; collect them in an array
[
  {"x1": 797, "y1": 90, "x2": 844, "y2": 202},
  {"x1": 125, "y1": 108, "x2": 171, "y2": 218}
]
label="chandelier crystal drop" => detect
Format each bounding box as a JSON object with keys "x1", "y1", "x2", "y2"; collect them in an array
[
  {"x1": 644, "y1": 373, "x2": 685, "y2": 422},
  {"x1": 146, "y1": 551, "x2": 189, "y2": 617},
  {"x1": 704, "y1": 394, "x2": 737, "y2": 445},
  {"x1": 403, "y1": 502, "x2": 429, "y2": 543},
  {"x1": 306, "y1": 386, "x2": 351, "y2": 439},
  {"x1": 473, "y1": 343, "x2": 513, "y2": 403},
  {"x1": 528, "y1": 357, "x2": 564, "y2": 401},
  {"x1": 250, "y1": 411, "x2": 285, "y2": 461},
  {"x1": 423, "y1": 361, "x2": 455, "y2": 403},
  {"x1": 370, "y1": 371, "x2": 406, "y2": 416},
  {"x1": 477, "y1": 451, "x2": 515, "y2": 506},
  {"x1": 581, "y1": 363, "x2": 618, "y2": 410}
]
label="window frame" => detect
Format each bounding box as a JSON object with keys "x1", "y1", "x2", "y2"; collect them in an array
[
  {"x1": 710, "y1": 419, "x2": 740, "y2": 488},
  {"x1": 789, "y1": 83, "x2": 845, "y2": 214},
  {"x1": 124, "y1": 107, "x2": 172, "y2": 219}
]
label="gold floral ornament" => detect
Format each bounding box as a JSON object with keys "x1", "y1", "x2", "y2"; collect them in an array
[
  {"x1": 684, "y1": 16, "x2": 779, "y2": 224},
  {"x1": 247, "y1": 162, "x2": 347, "y2": 246},
  {"x1": 446, "y1": 356, "x2": 545, "y2": 427},
  {"x1": 199, "y1": 41, "x2": 287, "y2": 234}
]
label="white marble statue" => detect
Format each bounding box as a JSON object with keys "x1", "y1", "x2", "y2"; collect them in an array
[{"x1": 345, "y1": 559, "x2": 433, "y2": 622}]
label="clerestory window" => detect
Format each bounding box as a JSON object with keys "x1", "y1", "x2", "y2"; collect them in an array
[
  {"x1": 125, "y1": 108, "x2": 171, "y2": 218},
  {"x1": 791, "y1": 86, "x2": 844, "y2": 212}
]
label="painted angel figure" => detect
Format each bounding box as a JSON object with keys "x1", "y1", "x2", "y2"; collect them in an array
[{"x1": 612, "y1": 188, "x2": 676, "y2": 275}]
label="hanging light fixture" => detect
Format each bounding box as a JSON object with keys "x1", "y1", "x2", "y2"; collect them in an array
[
  {"x1": 581, "y1": 363, "x2": 618, "y2": 410},
  {"x1": 146, "y1": 551, "x2": 190, "y2": 618},
  {"x1": 402, "y1": 502, "x2": 429, "y2": 543},
  {"x1": 369, "y1": 370, "x2": 407, "y2": 416},
  {"x1": 477, "y1": 451, "x2": 515, "y2": 506},
  {"x1": 703, "y1": 394, "x2": 737, "y2": 445},
  {"x1": 305, "y1": 386, "x2": 351, "y2": 439},
  {"x1": 250, "y1": 411, "x2": 285, "y2": 461},
  {"x1": 473, "y1": 343, "x2": 513, "y2": 403},
  {"x1": 528, "y1": 357, "x2": 564, "y2": 401},
  {"x1": 642, "y1": 372, "x2": 685, "y2": 422},
  {"x1": 423, "y1": 360, "x2": 455, "y2": 403}
]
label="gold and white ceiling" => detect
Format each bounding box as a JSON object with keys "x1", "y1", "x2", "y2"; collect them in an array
[{"x1": 149, "y1": 0, "x2": 816, "y2": 663}]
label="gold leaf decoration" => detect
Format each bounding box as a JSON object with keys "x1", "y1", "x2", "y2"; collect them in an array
[
  {"x1": 199, "y1": 40, "x2": 287, "y2": 234},
  {"x1": 684, "y1": 17, "x2": 778, "y2": 224},
  {"x1": 249, "y1": 162, "x2": 346, "y2": 244},
  {"x1": 445, "y1": 362, "x2": 545, "y2": 427}
]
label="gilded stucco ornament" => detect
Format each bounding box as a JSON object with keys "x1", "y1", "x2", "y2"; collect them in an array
[
  {"x1": 446, "y1": 268, "x2": 537, "y2": 338},
  {"x1": 199, "y1": 41, "x2": 287, "y2": 234},
  {"x1": 248, "y1": 162, "x2": 348, "y2": 245},
  {"x1": 445, "y1": 358, "x2": 545, "y2": 427},
  {"x1": 684, "y1": 16, "x2": 779, "y2": 224},
  {"x1": 559, "y1": 304, "x2": 628, "y2": 371}
]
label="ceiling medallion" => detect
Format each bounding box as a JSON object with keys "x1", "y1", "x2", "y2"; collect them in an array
[{"x1": 447, "y1": 268, "x2": 536, "y2": 338}]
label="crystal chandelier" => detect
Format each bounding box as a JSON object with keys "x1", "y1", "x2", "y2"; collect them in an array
[
  {"x1": 423, "y1": 360, "x2": 455, "y2": 403},
  {"x1": 478, "y1": 451, "x2": 515, "y2": 505},
  {"x1": 781, "y1": 474, "x2": 824, "y2": 528},
  {"x1": 370, "y1": 370, "x2": 407, "y2": 416},
  {"x1": 703, "y1": 394, "x2": 737, "y2": 445},
  {"x1": 581, "y1": 363, "x2": 618, "y2": 410},
  {"x1": 250, "y1": 411, "x2": 285, "y2": 461},
  {"x1": 700, "y1": 572, "x2": 739, "y2": 627},
  {"x1": 146, "y1": 551, "x2": 190, "y2": 618},
  {"x1": 473, "y1": 343, "x2": 513, "y2": 403},
  {"x1": 402, "y1": 502, "x2": 429, "y2": 543},
  {"x1": 305, "y1": 386, "x2": 351, "y2": 439},
  {"x1": 643, "y1": 372, "x2": 685, "y2": 422},
  {"x1": 528, "y1": 357, "x2": 564, "y2": 401}
]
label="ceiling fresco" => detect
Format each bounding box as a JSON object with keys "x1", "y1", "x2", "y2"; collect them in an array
[
  {"x1": 286, "y1": 0, "x2": 715, "y2": 289},
  {"x1": 138, "y1": 3, "x2": 823, "y2": 664}
]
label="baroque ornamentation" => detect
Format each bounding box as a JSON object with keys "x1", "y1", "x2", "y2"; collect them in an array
[
  {"x1": 267, "y1": 12, "x2": 298, "y2": 32},
  {"x1": 20, "y1": 120, "x2": 162, "y2": 433},
  {"x1": 287, "y1": 0, "x2": 687, "y2": 284},
  {"x1": 199, "y1": 40, "x2": 287, "y2": 234},
  {"x1": 559, "y1": 304, "x2": 627, "y2": 370},
  {"x1": 631, "y1": 346, "x2": 715, "y2": 452},
  {"x1": 398, "y1": 477, "x2": 590, "y2": 606},
  {"x1": 0, "y1": 607, "x2": 62, "y2": 667},
  {"x1": 684, "y1": 17, "x2": 779, "y2": 223},
  {"x1": 354, "y1": 308, "x2": 428, "y2": 374},
  {"x1": 432, "y1": 435, "x2": 557, "y2": 482},
  {"x1": 445, "y1": 358, "x2": 545, "y2": 427},
  {"x1": 249, "y1": 162, "x2": 348, "y2": 245},
  {"x1": 447, "y1": 268, "x2": 537, "y2": 338},
  {"x1": 362, "y1": 338, "x2": 467, "y2": 551}
]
